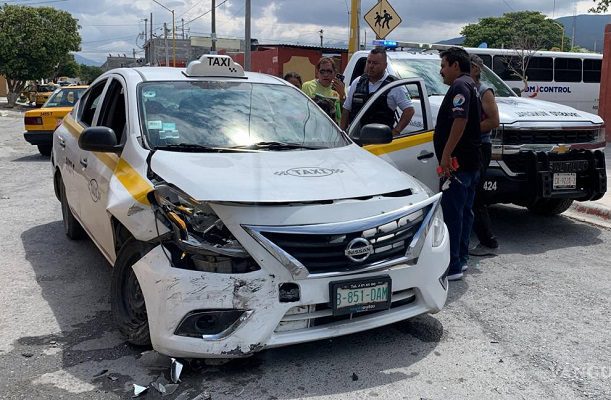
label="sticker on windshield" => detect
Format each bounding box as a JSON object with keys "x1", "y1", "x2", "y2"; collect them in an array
[
  {"x1": 162, "y1": 122, "x2": 177, "y2": 131},
  {"x1": 148, "y1": 120, "x2": 163, "y2": 130},
  {"x1": 143, "y1": 91, "x2": 157, "y2": 98}
]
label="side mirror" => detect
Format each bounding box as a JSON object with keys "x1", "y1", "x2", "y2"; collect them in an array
[
  {"x1": 511, "y1": 87, "x2": 522, "y2": 96},
  {"x1": 352, "y1": 123, "x2": 393, "y2": 146},
  {"x1": 78, "y1": 126, "x2": 123, "y2": 153}
]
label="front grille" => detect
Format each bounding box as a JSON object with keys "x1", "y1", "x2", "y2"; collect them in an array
[
  {"x1": 274, "y1": 288, "x2": 417, "y2": 333},
  {"x1": 259, "y1": 208, "x2": 427, "y2": 275},
  {"x1": 502, "y1": 153, "x2": 531, "y2": 173},
  {"x1": 503, "y1": 129, "x2": 597, "y2": 145}
]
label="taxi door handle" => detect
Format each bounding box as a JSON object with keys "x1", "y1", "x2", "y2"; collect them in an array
[
  {"x1": 58, "y1": 137, "x2": 66, "y2": 148},
  {"x1": 417, "y1": 151, "x2": 435, "y2": 160},
  {"x1": 80, "y1": 158, "x2": 88, "y2": 168}
]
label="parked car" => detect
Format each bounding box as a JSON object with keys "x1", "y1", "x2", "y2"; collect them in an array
[
  {"x1": 51, "y1": 55, "x2": 449, "y2": 358},
  {"x1": 34, "y1": 83, "x2": 59, "y2": 107},
  {"x1": 23, "y1": 85, "x2": 88, "y2": 155}
]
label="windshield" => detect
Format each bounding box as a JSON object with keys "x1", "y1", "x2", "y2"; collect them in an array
[
  {"x1": 43, "y1": 87, "x2": 86, "y2": 108},
  {"x1": 138, "y1": 81, "x2": 349, "y2": 150},
  {"x1": 391, "y1": 58, "x2": 516, "y2": 98}
]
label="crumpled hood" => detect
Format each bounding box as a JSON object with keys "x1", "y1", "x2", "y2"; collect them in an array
[
  {"x1": 150, "y1": 144, "x2": 422, "y2": 202},
  {"x1": 428, "y1": 96, "x2": 602, "y2": 125}
]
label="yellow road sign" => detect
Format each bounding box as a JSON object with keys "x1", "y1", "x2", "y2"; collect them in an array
[{"x1": 364, "y1": 0, "x2": 402, "y2": 40}]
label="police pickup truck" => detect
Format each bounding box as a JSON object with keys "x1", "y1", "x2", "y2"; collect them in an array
[{"x1": 343, "y1": 42, "x2": 607, "y2": 215}]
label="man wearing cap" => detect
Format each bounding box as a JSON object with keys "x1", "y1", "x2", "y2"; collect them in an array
[{"x1": 468, "y1": 54, "x2": 500, "y2": 256}]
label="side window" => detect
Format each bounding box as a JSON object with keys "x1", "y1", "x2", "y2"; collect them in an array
[
  {"x1": 350, "y1": 58, "x2": 367, "y2": 84},
  {"x1": 526, "y1": 57, "x2": 553, "y2": 81},
  {"x1": 583, "y1": 59, "x2": 601, "y2": 83},
  {"x1": 78, "y1": 80, "x2": 107, "y2": 127},
  {"x1": 493, "y1": 56, "x2": 521, "y2": 81},
  {"x1": 397, "y1": 83, "x2": 428, "y2": 136},
  {"x1": 555, "y1": 58, "x2": 582, "y2": 82},
  {"x1": 97, "y1": 79, "x2": 127, "y2": 144}
]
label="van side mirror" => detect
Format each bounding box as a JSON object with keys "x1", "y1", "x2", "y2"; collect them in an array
[
  {"x1": 78, "y1": 126, "x2": 123, "y2": 153},
  {"x1": 351, "y1": 123, "x2": 393, "y2": 146},
  {"x1": 511, "y1": 87, "x2": 522, "y2": 96}
]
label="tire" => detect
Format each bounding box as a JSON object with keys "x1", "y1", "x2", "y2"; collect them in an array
[
  {"x1": 111, "y1": 238, "x2": 154, "y2": 346},
  {"x1": 59, "y1": 177, "x2": 85, "y2": 239},
  {"x1": 37, "y1": 144, "x2": 52, "y2": 156},
  {"x1": 527, "y1": 198, "x2": 574, "y2": 216}
]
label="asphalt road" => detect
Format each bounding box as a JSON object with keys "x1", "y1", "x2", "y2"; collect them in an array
[{"x1": 1, "y1": 110, "x2": 610, "y2": 400}]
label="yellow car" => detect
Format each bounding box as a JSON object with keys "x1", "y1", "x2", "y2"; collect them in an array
[
  {"x1": 24, "y1": 85, "x2": 88, "y2": 155},
  {"x1": 34, "y1": 83, "x2": 59, "y2": 107}
]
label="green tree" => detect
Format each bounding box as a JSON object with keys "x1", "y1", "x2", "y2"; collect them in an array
[
  {"x1": 54, "y1": 54, "x2": 81, "y2": 81},
  {"x1": 461, "y1": 11, "x2": 568, "y2": 51},
  {"x1": 79, "y1": 65, "x2": 103, "y2": 84},
  {"x1": 589, "y1": 0, "x2": 610, "y2": 13},
  {"x1": 0, "y1": 5, "x2": 81, "y2": 106}
]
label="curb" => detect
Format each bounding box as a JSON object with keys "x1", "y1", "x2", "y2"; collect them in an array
[{"x1": 566, "y1": 202, "x2": 611, "y2": 229}]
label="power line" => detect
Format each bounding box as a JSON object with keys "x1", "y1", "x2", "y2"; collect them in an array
[
  {"x1": 184, "y1": 0, "x2": 229, "y2": 25},
  {"x1": 5, "y1": 0, "x2": 68, "y2": 4}
]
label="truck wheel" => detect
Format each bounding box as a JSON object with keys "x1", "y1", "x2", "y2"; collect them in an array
[
  {"x1": 527, "y1": 199, "x2": 574, "y2": 216},
  {"x1": 59, "y1": 177, "x2": 85, "y2": 239},
  {"x1": 111, "y1": 238, "x2": 153, "y2": 346},
  {"x1": 37, "y1": 145, "x2": 52, "y2": 156}
]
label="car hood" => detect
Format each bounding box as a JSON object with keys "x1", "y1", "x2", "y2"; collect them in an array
[
  {"x1": 150, "y1": 144, "x2": 422, "y2": 202},
  {"x1": 428, "y1": 96, "x2": 602, "y2": 125}
]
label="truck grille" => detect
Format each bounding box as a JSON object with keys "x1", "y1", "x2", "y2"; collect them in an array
[
  {"x1": 259, "y1": 208, "x2": 427, "y2": 275},
  {"x1": 503, "y1": 129, "x2": 597, "y2": 145}
]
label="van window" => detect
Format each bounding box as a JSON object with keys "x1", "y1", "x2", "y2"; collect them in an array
[
  {"x1": 476, "y1": 54, "x2": 492, "y2": 68},
  {"x1": 554, "y1": 58, "x2": 582, "y2": 82},
  {"x1": 492, "y1": 56, "x2": 522, "y2": 81},
  {"x1": 526, "y1": 57, "x2": 553, "y2": 82},
  {"x1": 583, "y1": 59, "x2": 602, "y2": 83}
]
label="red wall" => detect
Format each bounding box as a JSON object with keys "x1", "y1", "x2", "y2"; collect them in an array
[{"x1": 232, "y1": 48, "x2": 280, "y2": 76}]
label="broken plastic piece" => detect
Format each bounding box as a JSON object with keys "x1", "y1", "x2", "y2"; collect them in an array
[
  {"x1": 170, "y1": 358, "x2": 183, "y2": 383},
  {"x1": 162, "y1": 384, "x2": 178, "y2": 396},
  {"x1": 151, "y1": 382, "x2": 167, "y2": 394},
  {"x1": 133, "y1": 384, "x2": 148, "y2": 397}
]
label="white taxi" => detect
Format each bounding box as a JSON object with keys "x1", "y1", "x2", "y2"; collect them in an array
[{"x1": 51, "y1": 55, "x2": 449, "y2": 358}]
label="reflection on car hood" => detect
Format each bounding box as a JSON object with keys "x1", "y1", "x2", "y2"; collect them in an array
[
  {"x1": 428, "y1": 95, "x2": 602, "y2": 124},
  {"x1": 150, "y1": 144, "x2": 423, "y2": 202}
]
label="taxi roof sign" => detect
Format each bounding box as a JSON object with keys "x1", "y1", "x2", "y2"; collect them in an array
[{"x1": 185, "y1": 55, "x2": 245, "y2": 78}]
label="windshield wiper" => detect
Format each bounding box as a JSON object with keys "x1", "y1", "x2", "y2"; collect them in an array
[
  {"x1": 154, "y1": 143, "x2": 241, "y2": 152},
  {"x1": 230, "y1": 141, "x2": 324, "y2": 150}
]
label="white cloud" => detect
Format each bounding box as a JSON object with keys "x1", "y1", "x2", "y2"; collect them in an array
[{"x1": 47, "y1": 0, "x2": 609, "y2": 63}]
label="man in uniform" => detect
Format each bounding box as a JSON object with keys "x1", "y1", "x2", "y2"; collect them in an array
[
  {"x1": 434, "y1": 47, "x2": 482, "y2": 281},
  {"x1": 340, "y1": 47, "x2": 414, "y2": 135}
]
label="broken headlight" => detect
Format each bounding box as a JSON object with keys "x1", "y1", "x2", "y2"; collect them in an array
[{"x1": 151, "y1": 184, "x2": 259, "y2": 273}]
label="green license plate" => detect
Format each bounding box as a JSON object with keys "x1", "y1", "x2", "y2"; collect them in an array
[{"x1": 330, "y1": 276, "x2": 391, "y2": 316}]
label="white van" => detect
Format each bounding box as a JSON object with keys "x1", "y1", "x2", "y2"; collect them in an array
[
  {"x1": 50, "y1": 55, "x2": 449, "y2": 358},
  {"x1": 344, "y1": 47, "x2": 607, "y2": 215}
]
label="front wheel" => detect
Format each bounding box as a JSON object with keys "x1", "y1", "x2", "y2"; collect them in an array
[
  {"x1": 527, "y1": 198, "x2": 574, "y2": 216},
  {"x1": 111, "y1": 238, "x2": 154, "y2": 346},
  {"x1": 37, "y1": 144, "x2": 51, "y2": 156}
]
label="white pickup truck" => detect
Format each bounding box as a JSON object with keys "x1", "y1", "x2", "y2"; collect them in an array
[{"x1": 343, "y1": 48, "x2": 607, "y2": 215}]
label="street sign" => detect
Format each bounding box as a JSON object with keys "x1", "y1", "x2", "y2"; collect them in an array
[{"x1": 364, "y1": 0, "x2": 402, "y2": 40}]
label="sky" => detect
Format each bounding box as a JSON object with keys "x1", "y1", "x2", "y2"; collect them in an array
[{"x1": 12, "y1": 0, "x2": 609, "y2": 63}]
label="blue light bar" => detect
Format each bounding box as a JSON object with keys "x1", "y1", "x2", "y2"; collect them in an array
[{"x1": 372, "y1": 40, "x2": 398, "y2": 49}]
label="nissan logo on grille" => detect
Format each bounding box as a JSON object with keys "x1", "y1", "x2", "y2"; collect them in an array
[{"x1": 345, "y1": 238, "x2": 374, "y2": 263}]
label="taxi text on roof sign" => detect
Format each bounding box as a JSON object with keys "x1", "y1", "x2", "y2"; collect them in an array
[{"x1": 185, "y1": 54, "x2": 245, "y2": 78}]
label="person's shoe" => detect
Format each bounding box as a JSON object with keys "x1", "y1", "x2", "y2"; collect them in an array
[
  {"x1": 469, "y1": 242, "x2": 498, "y2": 256},
  {"x1": 447, "y1": 271, "x2": 463, "y2": 281}
]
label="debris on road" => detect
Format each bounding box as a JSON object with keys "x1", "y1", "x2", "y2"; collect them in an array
[
  {"x1": 171, "y1": 358, "x2": 183, "y2": 383},
  {"x1": 132, "y1": 384, "x2": 148, "y2": 397}
]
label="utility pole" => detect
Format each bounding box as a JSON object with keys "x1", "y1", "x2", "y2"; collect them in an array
[
  {"x1": 182, "y1": 18, "x2": 185, "y2": 39},
  {"x1": 211, "y1": 0, "x2": 217, "y2": 53},
  {"x1": 150, "y1": 13, "x2": 154, "y2": 65},
  {"x1": 144, "y1": 18, "x2": 148, "y2": 64},
  {"x1": 319, "y1": 29, "x2": 323, "y2": 49},
  {"x1": 348, "y1": 0, "x2": 360, "y2": 56},
  {"x1": 245, "y1": 0, "x2": 251, "y2": 70},
  {"x1": 164, "y1": 22, "x2": 169, "y2": 66}
]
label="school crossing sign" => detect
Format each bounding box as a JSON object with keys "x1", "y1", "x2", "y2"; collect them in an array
[{"x1": 364, "y1": 0, "x2": 402, "y2": 39}]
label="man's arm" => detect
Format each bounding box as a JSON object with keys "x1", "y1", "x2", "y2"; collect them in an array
[
  {"x1": 392, "y1": 107, "x2": 415, "y2": 135},
  {"x1": 480, "y1": 89, "x2": 499, "y2": 133},
  {"x1": 440, "y1": 118, "x2": 468, "y2": 175}
]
